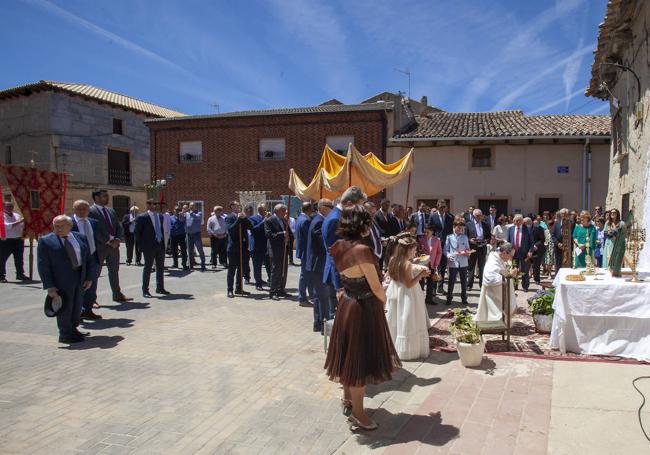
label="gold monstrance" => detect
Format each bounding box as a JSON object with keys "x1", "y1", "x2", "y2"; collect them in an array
[
  {"x1": 583, "y1": 230, "x2": 597, "y2": 276},
  {"x1": 625, "y1": 219, "x2": 646, "y2": 283}
]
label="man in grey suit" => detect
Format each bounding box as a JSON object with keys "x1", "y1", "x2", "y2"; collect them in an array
[{"x1": 88, "y1": 189, "x2": 130, "y2": 302}]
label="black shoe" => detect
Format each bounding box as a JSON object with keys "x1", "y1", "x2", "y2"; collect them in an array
[
  {"x1": 136, "y1": 261, "x2": 142, "y2": 266},
  {"x1": 126, "y1": 262, "x2": 132, "y2": 266},
  {"x1": 143, "y1": 290, "x2": 153, "y2": 298},
  {"x1": 201, "y1": 266, "x2": 207, "y2": 271},
  {"x1": 269, "y1": 292, "x2": 279, "y2": 300},
  {"x1": 156, "y1": 289, "x2": 170, "y2": 295},
  {"x1": 74, "y1": 329, "x2": 90, "y2": 337},
  {"x1": 255, "y1": 285, "x2": 264, "y2": 291},
  {"x1": 234, "y1": 289, "x2": 250, "y2": 296},
  {"x1": 0, "y1": 278, "x2": 7, "y2": 283},
  {"x1": 227, "y1": 291, "x2": 234, "y2": 298},
  {"x1": 260, "y1": 280, "x2": 269, "y2": 286},
  {"x1": 276, "y1": 291, "x2": 290, "y2": 298},
  {"x1": 244, "y1": 279, "x2": 251, "y2": 285},
  {"x1": 80, "y1": 310, "x2": 102, "y2": 320},
  {"x1": 16, "y1": 274, "x2": 29, "y2": 281},
  {"x1": 438, "y1": 289, "x2": 447, "y2": 296},
  {"x1": 468, "y1": 286, "x2": 473, "y2": 291},
  {"x1": 212, "y1": 264, "x2": 217, "y2": 269},
  {"x1": 59, "y1": 334, "x2": 84, "y2": 343},
  {"x1": 461, "y1": 301, "x2": 469, "y2": 306},
  {"x1": 183, "y1": 265, "x2": 190, "y2": 270},
  {"x1": 299, "y1": 300, "x2": 313, "y2": 308},
  {"x1": 313, "y1": 322, "x2": 322, "y2": 332}
]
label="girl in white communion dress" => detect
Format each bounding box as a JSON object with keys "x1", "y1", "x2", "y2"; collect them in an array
[{"x1": 385, "y1": 235, "x2": 432, "y2": 360}]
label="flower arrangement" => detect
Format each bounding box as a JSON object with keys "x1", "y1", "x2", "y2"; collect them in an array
[
  {"x1": 527, "y1": 287, "x2": 556, "y2": 316},
  {"x1": 450, "y1": 308, "x2": 482, "y2": 344}
]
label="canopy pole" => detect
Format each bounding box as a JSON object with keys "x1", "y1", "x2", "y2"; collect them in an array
[
  {"x1": 29, "y1": 235, "x2": 34, "y2": 280},
  {"x1": 404, "y1": 171, "x2": 412, "y2": 221}
]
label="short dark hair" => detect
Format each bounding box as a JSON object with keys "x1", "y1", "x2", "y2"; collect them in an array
[
  {"x1": 229, "y1": 201, "x2": 239, "y2": 208},
  {"x1": 302, "y1": 201, "x2": 312, "y2": 213},
  {"x1": 489, "y1": 204, "x2": 496, "y2": 209},
  {"x1": 91, "y1": 189, "x2": 106, "y2": 200},
  {"x1": 336, "y1": 205, "x2": 371, "y2": 240}
]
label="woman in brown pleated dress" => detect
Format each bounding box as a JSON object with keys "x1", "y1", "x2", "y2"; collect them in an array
[{"x1": 324, "y1": 205, "x2": 401, "y2": 430}]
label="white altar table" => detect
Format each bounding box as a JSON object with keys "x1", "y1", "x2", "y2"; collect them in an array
[{"x1": 550, "y1": 268, "x2": 650, "y2": 361}]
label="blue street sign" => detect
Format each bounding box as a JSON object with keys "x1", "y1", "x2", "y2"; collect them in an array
[{"x1": 557, "y1": 166, "x2": 569, "y2": 174}]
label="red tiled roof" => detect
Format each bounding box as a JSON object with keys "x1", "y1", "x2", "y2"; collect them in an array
[{"x1": 394, "y1": 110, "x2": 610, "y2": 139}]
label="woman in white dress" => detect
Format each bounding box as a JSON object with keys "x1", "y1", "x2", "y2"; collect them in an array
[
  {"x1": 491, "y1": 215, "x2": 508, "y2": 246},
  {"x1": 385, "y1": 235, "x2": 432, "y2": 360}
]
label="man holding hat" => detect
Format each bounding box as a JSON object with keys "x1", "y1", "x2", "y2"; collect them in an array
[{"x1": 38, "y1": 215, "x2": 95, "y2": 343}]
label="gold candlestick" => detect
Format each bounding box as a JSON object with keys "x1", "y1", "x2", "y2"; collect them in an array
[{"x1": 625, "y1": 221, "x2": 646, "y2": 283}]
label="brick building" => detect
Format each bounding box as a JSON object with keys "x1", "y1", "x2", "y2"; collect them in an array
[
  {"x1": 0, "y1": 80, "x2": 184, "y2": 218},
  {"x1": 147, "y1": 102, "x2": 399, "y2": 221}
]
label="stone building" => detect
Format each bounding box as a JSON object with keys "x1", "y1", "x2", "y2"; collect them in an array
[
  {"x1": 385, "y1": 110, "x2": 611, "y2": 216},
  {"x1": 586, "y1": 0, "x2": 650, "y2": 267},
  {"x1": 0, "y1": 80, "x2": 184, "y2": 218}
]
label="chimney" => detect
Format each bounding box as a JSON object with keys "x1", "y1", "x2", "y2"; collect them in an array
[{"x1": 420, "y1": 95, "x2": 428, "y2": 106}]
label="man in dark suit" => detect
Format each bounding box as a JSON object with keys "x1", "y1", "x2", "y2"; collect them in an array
[
  {"x1": 38, "y1": 215, "x2": 96, "y2": 343},
  {"x1": 486, "y1": 205, "x2": 498, "y2": 232},
  {"x1": 71, "y1": 200, "x2": 101, "y2": 320},
  {"x1": 374, "y1": 199, "x2": 395, "y2": 238},
  {"x1": 531, "y1": 219, "x2": 546, "y2": 285},
  {"x1": 265, "y1": 203, "x2": 293, "y2": 299},
  {"x1": 551, "y1": 208, "x2": 574, "y2": 272},
  {"x1": 295, "y1": 202, "x2": 314, "y2": 307},
  {"x1": 430, "y1": 199, "x2": 454, "y2": 294},
  {"x1": 135, "y1": 200, "x2": 169, "y2": 297},
  {"x1": 364, "y1": 202, "x2": 384, "y2": 260},
  {"x1": 390, "y1": 204, "x2": 406, "y2": 233},
  {"x1": 305, "y1": 199, "x2": 333, "y2": 332},
  {"x1": 122, "y1": 206, "x2": 141, "y2": 266},
  {"x1": 225, "y1": 201, "x2": 252, "y2": 298},
  {"x1": 88, "y1": 189, "x2": 130, "y2": 302},
  {"x1": 410, "y1": 202, "x2": 430, "y2": 241},
  {"x1": 249, "y1": 203, "x2": 270, "y2": 291},
  {"x1": 507, "y1": 214, "x2": 533, "y2": 291},
  {"x1": 465, "y1": 209, "x2": 492, "y2": 290}
]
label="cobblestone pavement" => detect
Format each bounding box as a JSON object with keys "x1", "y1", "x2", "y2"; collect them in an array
[{"x1": 0, "y1": 245, "x2": 646, "y2": 454}]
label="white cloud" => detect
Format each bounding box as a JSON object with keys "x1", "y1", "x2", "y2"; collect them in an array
[
  {"x1": 562, "y1": 37, "x2": 587, "y2": 109},
  {"x1": 528, "y1": 87, "x2": 586, "y2": 114}
]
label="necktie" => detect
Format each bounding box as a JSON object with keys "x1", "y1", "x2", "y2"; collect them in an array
[
  {"x1": 153, "y1": 213, "x2": 162, "y2": 242},
  {"x1": 64, "y1": 236, "x2": 80, "y2": 268},
  {"x1": 515, "y1": 227, "x2": 520, "y2": 249},
  {"x1": 419, "y1": 213, "x2": 424, "y2": 234},
  {"x1": 101, "y1": 207, "x2": 115, "y2": 236},
  {"x1": 83, "y1": 219, "x2": 96, "y2": 254}
]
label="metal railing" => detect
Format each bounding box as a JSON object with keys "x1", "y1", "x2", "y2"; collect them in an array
[{"x1": 108, "y1": 168, "x2": 131, "y2": 186}]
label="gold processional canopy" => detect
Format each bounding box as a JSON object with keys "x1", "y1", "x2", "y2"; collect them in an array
[{"x1": 288, "y1": 144, "x2": 414, "y2": 201}]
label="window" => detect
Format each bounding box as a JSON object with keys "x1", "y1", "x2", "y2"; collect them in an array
[
  {"x1": 538, "y1": 197, "x2": 559, "y2": 214},
  {"x1": 4, "y1": 145, "x2": 11, "y2": 164},
  {"x1": 180, "y1": 141, "x2": 202, "y2": 163},
  {"x1": 622, "y1": 193, "x2": 630, "y2": 220},
  {"x1": 478, "y1": 199, "x2": 508, "y2": 217},
  {"x1": 471, "y1": 147, "x2": 492, "y2": 168},
  {"x1": 326, "y1": 135, "x2": 354, "y2": 155},
  {"x1": 112, "y1": 195, "x2": 130, "y2": 221},
  {"x1": 107, "y1": 149, "x2": 131, "y2": 185},
  {"x1": 612, "y1": 111, "x2": 622, "y2": 156},
  {"x1": 113, "y1": 118, "x2": 123, "y2": 135},
  {"x1": 177, "y1": 200, "x2": 205, "y2": 224},
  {"x1": 259, "y1": 138, "x2": 285, "y2": 161}
]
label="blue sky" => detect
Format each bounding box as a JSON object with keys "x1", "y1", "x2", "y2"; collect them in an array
[{"x1": 1, "y1": 0, "x2": 609, "y2": 116}]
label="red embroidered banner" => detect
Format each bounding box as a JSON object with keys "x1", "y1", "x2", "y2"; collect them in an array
[{"x1": 0, "y1": 165, "x2": 65, "y2": 237}]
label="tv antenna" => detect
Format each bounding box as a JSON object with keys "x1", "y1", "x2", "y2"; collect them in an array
[
  {"x1": 394, "y1": 68, "x2": 411, "y2": 99},
  {"x1": 210, "y1": 102, "x2": 220, "y2": 113}
]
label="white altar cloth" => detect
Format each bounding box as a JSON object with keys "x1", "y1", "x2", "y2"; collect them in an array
[{"x1": 550, "y1": 268, "x2": 650, "y2": 361}]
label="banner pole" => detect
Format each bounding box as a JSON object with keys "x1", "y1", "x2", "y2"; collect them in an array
[
  {"x1": 404, "y1": 171, "x2": 412, "y2": 221},
  {"x1": 29, "y1": 235, "x2": 34, "y2": 280}
]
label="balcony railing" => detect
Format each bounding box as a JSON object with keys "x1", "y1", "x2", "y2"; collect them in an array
[
  {"x1": 108, "y1": 168, "x2": 131, "y2": 186},
  {"x1": 180, "y1": 153, "x2": 202, "y2": 163}
]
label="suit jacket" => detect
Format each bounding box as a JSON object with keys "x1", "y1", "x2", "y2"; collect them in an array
[
  {"x1": 374, "y1": 209, "x2": 399, "y2": 237},
  {"x1": 248, "y1": 214, "x2": 267, "y2": 254},
  {"x1": 37, "y1": 231, "x2": 96, "y2": 290},
  {"x1": 322, "y1": 206, "x2": 341, "y2": 288},
  {"x1": 225, "y1": 212, "x2": 251, "y2": 253},
  {"x1": 71, "y1": 217, "x2": 99, "y2": 261},
  {"x1": 465, "y1": 220, "x2": 492, "y2": 249},
  {"x1": 419, "y1": 236, "x2": 442, "y2": 269},
  {"x1": 430, "y1": 212, "x2": 454, "y2": 244},
  {"x1": 305, "y1": 212, "x2": 326, "y2": 273},
  {"x1": 551, "y1": 219, "x2": 576, "y2": 248},
  {"x1": 389, "y1": 215, "x2": 405, "y2": 234},
  {"x1": 264, "y1": 214, "x2": 292, "y2": 257},
  {"x1": 89, "y1": 204, "x2": 124, "y2": 251},
  {"x1": 507, "y1": 225, "x2": 533, "y2": 260},
  {"x1": 122, "y1": 214, "x2": 136, "y2": 238},
  {"x1": 295, "y1": 213, "x2": 311, "y2": 260},
  {"x1": 486, "y1": 213, "x2": 498, "y2": 232},
  {"x1": 410, "y1": 211, "x2": 430, "y2": 235},
  {"x1": 531, "y1": 225, "x2": 546, "y2": 253},
  {"x1": 134, "y1": 212, "x2": 165, "y2": 253}
]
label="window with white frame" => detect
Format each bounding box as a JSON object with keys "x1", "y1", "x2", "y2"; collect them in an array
[
  {"x1": 179, "y1": 141, "x2": 202, "y2": 163},
  {"x1": 259, "y1": 138, "x2": 285, "y2": 161},
  {"x1": 326, "y1": 135, "x2": 354, "y2": 155}
]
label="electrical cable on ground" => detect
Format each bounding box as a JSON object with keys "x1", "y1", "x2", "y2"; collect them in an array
[{"x1": 632, "y1": 376, "x2": 650, "y2": 443}]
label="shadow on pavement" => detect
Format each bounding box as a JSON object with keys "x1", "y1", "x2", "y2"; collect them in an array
[
  {"x1": 102, "y1": 301, "x2": 150, "y2": 312},
  {"x1": 354, "y1": 410, "x2": 459, "y2": 450},
  {"x1": 158, "y1": 293, "x2": 194, "y2": 301},
  {"x1": 366, "y1": 372, "x2": 442, "y2": 398},
  {"x1": 81, "y1": 318, "x2": 135, "y2": 330},
  {"x1": 59, "y1": 335, "x2": 124, "y2": 350}
]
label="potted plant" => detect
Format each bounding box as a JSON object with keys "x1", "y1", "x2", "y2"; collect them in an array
[
  {"x1": 450, "y1": 309, "x2": 484, "y2": 367},
  {"x1": 527, "y1": 288, "x2": 555, "y2": 333}
]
